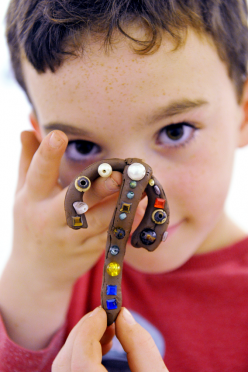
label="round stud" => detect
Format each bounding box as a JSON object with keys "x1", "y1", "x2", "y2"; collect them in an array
[
  {"x1": 127, "y1": 163, "x2": 146, "y2": 181},
  {"x1": 98, "y1": 163, "x2": 112, "y2": 178},
  {"x1": 109, "y1": 245, "x2": 120, "y2": 256},
  {"x1": 130, "y1": 181, "x2": 137, "y2": 189},
  {"x1": 149, "y1": 179, "x2": 155, "y2": 186},
  {"x1": 140, "y1": 228, "x2": 157, "y2": 245},
  {"x1": 127, "y1": 191, "x2": 134, "y2": 199},
  {"x1": 119, "y1": 213, "x2": 127, "y2": 220},
  {"x1": 73, "y1": 201, "x2": 89, "y2": 214},
  {"x1": 75, "y1": 176, "x2": 91, "y2": 192},
  {"x1": 152, "y1": 209, "x2": 167, "y2": 224},
  {"x1": 107, "y1": 262, "x2": 121, "y2": 276},
  {"x1": 113, "y1": 227, "x2": 126, "y2": 239}
]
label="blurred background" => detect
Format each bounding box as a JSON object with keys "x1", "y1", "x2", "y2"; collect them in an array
[{"x1": 0, "y1": 0, "x2": 248, "y2": 275}]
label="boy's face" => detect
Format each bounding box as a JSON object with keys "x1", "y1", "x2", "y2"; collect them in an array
[{"x1": 22, "y1": 29, "x2": 247, "y2": 271}]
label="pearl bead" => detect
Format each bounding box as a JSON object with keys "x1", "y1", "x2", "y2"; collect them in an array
[
  {"x1": 119, "y1": 213, "x2": 127, "y2": 220},
  {"x1": 149, "y1": 179, "x2": 155, "y2": 186},
  {"x1": 73, "y1": 201, "x2": 89, "y2": 214},
  {"x1": 127, "y1": 163, "x2": 146, "y2": 181},
  {"x1": 98, "y1": 163, "x2": 112, "y2": 177}
]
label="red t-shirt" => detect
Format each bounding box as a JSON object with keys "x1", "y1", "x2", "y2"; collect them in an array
[{"x1": 1, "y1": 237, "x2": 248, "y2": 371}]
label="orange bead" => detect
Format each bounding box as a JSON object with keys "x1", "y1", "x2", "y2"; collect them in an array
[{"x1": 154, "y1": 198, "x2": 166, "y2": 209}]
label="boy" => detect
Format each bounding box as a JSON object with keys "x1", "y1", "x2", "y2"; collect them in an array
[{"x1": 1, "y1": 0, "x2": 248, "y2": 370}]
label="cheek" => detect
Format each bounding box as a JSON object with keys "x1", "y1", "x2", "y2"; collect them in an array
[{"x1": 163, "y1": 144, "x2": 234, "y2": 224}]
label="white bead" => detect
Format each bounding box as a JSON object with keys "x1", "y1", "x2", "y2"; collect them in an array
[
  {"x1": 73, "y1": 201, "x2": 89, "y2": 214},
  {"x1": 98, "y1": 163, "x2": 113, "y2": 178},
  {"x1": 127, "y1": 163, "x2": 146, "y2": 181},
  {"x1": 162, "y1": 231, "x2": 168, "y2": 242}
]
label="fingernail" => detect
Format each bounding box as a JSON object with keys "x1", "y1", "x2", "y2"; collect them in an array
[
  {"x1": 122, "y1": 308, "x2": 136, "y2": 325},
  {"x1": 49, "y1": 132, "x2": 64, "y2": 149},
  {"x1": 89, "y1": 306, "x2": 102, "y2": 318},
  {"x1": 105, "y1": 176, "x2": 120, "y2": 191}
]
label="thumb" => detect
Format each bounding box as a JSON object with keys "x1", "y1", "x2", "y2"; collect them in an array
[{"x1": 116, "y1": 308, "x2": 169, "y2": 372}]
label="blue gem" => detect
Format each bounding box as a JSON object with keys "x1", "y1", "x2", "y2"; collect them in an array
[
  {"x1": 119, "y1": 213, "x2": 127, "y2": 220},
  {"x1": 114, "y1": 227, "x2": 125, "y2": 239},
  {"x1": 109, "y1": 245, "x2": 120, "y2": 256},
  {"x1": 127, "y1": 191, "x2": 134, "y2": 199},
  {"x1": 107, "y1": 285, "x2": 117, "y2": 296},
  {"x1": 140, "y1": 228, "x2": 157, "y2": 245},
  {"x1": 106, "y1": 299, "x2": 118, "y2": 310}
]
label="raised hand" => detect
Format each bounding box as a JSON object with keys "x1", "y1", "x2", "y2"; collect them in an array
[{"x1": 0, "y1": 130, "x2": 122, "y2": 349}]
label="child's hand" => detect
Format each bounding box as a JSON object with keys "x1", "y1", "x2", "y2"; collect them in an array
[
  {"x1": 0, "y1": 130, "x2": 122, "y2": 349},
  {"x1": 52, "y1": 307, "x2": 169, "y2": 372},
  {"x1": 13, "y1": 130, "x2": 122, "y2": 284}
]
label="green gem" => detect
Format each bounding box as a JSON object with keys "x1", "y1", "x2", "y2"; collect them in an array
[{"x1": 130, "y1": 181, "x2": 137, "y2": 189}]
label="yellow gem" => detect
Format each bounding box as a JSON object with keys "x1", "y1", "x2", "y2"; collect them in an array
[
  {"x1": 72, "y1": 216, "x2": 83, "y2": 227},
  {"x1": 107, "y1": 262, "x2": 121, "y2": 276},
  {"x1": 149, "y1": 179, "x2": 155, "y2": 186}
]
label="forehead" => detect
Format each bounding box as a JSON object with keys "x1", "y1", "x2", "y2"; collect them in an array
[{"x1": 22, "y1": 29, "x2": 235, "y2": 125}]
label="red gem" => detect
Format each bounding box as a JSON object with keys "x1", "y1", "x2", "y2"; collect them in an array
[{"x1": 154, "y1": 198, "x2": 166, "y2": 209}]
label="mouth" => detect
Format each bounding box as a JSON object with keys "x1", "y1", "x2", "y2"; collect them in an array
[{"x1": 166, "y1": 219, "x2": 184, "y2": 236}]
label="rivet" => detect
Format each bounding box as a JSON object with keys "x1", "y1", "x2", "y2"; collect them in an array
[{"x1": 109, "y1": 245, "x2": 120, "y2": 256}]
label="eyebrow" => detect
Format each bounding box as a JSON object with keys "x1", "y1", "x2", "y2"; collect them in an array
[
  {"x1": 43, "y1": 123, "x2": 93, "y2": 137},
  {"x1": 43, "y1": 98, "x2": 208, "y2": 135},
  {"x1": 148, "y1": 98, "x2": 208, "y2": 124}
]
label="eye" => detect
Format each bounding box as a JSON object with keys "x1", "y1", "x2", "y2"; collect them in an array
[
  {"x1": 65, "y1": 140, "x2": 101, "y2": 161},
  {"x1": 157, "y1": 123, "x2": 196, "y2": 147}
]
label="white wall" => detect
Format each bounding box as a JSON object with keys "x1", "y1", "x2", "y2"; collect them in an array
[{"x1": 0, "y1": 1, "x2": 248, "y2": 275}]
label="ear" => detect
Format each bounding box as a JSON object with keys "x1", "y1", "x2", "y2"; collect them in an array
[
  {"x1": 238, "y1": 79, "x2": 248, "y2": 148},
  {"x1": 29, "y1": 111, "x2": 43, "y2": 143}
]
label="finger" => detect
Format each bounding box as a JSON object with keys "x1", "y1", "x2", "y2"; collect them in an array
[
  {"x1": 50, "y1": 171, "x2": 122, "y2": 226},
  {"x1": 116, "y1": 308, "x2": 169, "y2": 372},
  {"x1": 100, "y1": 323, "x2": 115, "y2": 355},
  {"x1": 25, "y1": 130, "x2": 68, "y2": 201},
  {"x1": 52, "y1": 307, "x2": 108, "y2": 372},
  {"x1": 16, "y1": 131, "x2": 40, "y2": 193},
  {"x1": 84, "y1": 172, "x2": 122, "y2": 206}
]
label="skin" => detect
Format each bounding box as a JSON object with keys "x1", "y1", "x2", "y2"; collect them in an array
[
  {"x1": 25, "y1": 29, "x2": 247, "y2": 272},
  {"x1": 52, "y1": 307, "x2": 168, "y2": 372},
  {"x1": 1, "y1": 27, "x2": 248, "y2": 369}
]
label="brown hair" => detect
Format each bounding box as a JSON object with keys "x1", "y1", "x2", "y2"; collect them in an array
[{"x1": 6, "y1": 0, "x2": 248, "y2": 101}]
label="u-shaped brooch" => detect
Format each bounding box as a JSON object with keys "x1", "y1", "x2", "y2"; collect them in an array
[{"x1": 64, "y1": 158, "x2": 169, "y2": 325}]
